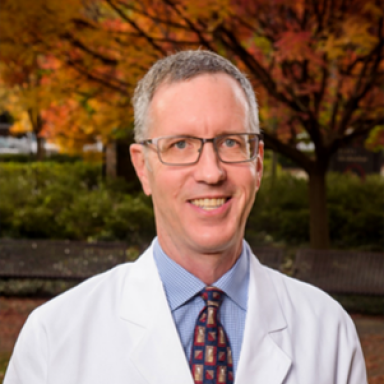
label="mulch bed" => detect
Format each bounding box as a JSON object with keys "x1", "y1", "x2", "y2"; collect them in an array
[
  {"x1": 352, "y1": 313, "x2": 384, "y2": 383},
  {"x1": 1, "y1": 297, "x2": 383, "y2": 383},
  {"x1": 0, "y1": 297, "x2": 47, "y2": 354}
]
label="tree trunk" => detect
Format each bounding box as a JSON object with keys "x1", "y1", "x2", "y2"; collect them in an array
[
  {"x1": 308, "y1": 167, "x2": 330, "y2": 249},
  {"x1": 105, "y1": 141, "x2": 117, "y2": 178},
  {"x1": 104, "y1": 139, "x2": 142, "y2": 192},
  {"x1": 36, "y1": 136, "x2": 45, "y2": 161},
  {"x1": 30, "y1": 112, "x2": 45, "y2": 161}
]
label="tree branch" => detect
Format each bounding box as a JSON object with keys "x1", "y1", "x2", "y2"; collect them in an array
[
  {"x1": 262, "y1": 131, "x2": 313, "y2": 173},
  {"x1": 66, "y1": 59, "x2": 129, "y2": 95},
  {"x1": 162, "y1": 0, "x2": 216, "y2": 51},
  {"x1": 105, "y1": 0, "x2": 168, "y2": 56},
  {"x1": 217, "y1": 26, "x2": 305, "y2": 113}
]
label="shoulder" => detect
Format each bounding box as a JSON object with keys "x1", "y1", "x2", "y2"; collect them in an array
[
  {"x1": 29, "y1": 245, "x2": 155, "y2": 327},
  {"x1": 29, "y1": 262, "x2": 133, "y2": 325},
  {"x1": 249, "y1": 254, "x2": 357, "y2": 337},
  {"x1": 254, "y1": 262, "x2": 364, "y2": 371},
  {"x1": 249, "y1": 257, "x2": 367, "y2": 382},
  {"x1": 263, "y1": 264, "x2": 352, "y2": 323},
  {"x1": 5, "y1": 246, "x2": 162, "y2": 383}
]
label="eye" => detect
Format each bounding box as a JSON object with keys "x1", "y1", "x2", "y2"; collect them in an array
[
  {"x1": 223, "y1": 138, "x2": 237, "y2": 148},
  {"x1": 161, "y1": 137, "x2": 197, "y2": 153},
  {"x1": 174, "y1": 140, "x2": 187, "y2": 149}
]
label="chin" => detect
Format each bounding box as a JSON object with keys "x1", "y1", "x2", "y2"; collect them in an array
[{"x1": 190, "y1": 231, "x2": 241, "y2": 254}]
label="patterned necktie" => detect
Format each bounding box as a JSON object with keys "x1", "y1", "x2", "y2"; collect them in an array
[{"x1": 190, "y1": 286, "x2": 234, "y2": 384}]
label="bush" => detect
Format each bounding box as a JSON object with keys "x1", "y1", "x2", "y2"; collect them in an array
[
  {"x1": 327, "y1": 173, "x2": 384, "y2": 250},
  {"x1": 246, "y1": 174, "x2": 310, "y2": 245},
  {"x1": 0, "y1": 162, "x2": 101, "y2": 238},
  {"x1": 0, "y1": 153, "x2": 82, "y2": 163},
  {"x1": 246, "y1": 172, "x2": 384, "y2": 250},
  {"x1": 0, "y1": 162, "x2": 155, "y2": 246},
  {"x1": 1, "y1": 162, "x2": 382, "y2": 250}
]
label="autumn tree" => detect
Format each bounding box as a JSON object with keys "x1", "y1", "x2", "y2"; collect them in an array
[
  {"x1": 0, "y1": 0, "x2": 131, "y2": 157},
  {"x1": 216, "y1": 0, "x2": 384, "y2": 249},
  {"x1": 1, "y1": 0, "x2": 383, "y2": 248},
  {"x1": 0, "y1": 1, "x2": 65, "y2": 159},
  {"x1": 0, "y1": 61, "x2": 49, "y2": 159},
  {"x1": 84, "y1": 0, "x2": 382, "y2": 249}
]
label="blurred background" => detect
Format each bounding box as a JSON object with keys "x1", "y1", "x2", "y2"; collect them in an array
[{"x1": 0, "y1": 0, "x2": 383, "y2": 381}]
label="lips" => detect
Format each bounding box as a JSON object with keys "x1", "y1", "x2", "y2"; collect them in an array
[{"x1": 189, "y1": 197, "x2": 228, "y2": 210}]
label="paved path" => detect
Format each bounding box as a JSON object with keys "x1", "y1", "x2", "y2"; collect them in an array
[{"x1": 1, "y1": 298, "x2": 383, "y2": 383}]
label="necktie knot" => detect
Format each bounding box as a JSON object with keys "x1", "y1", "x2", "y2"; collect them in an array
[{"x1": 201, "y1": 286, "x2": 224, "y2": 308}]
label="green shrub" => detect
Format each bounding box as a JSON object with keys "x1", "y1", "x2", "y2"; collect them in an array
[
  {"x1": 1, "y1": 162, "x2": 382, "y2": 250},
  {"x1": 103, "y1": 194, "x2": 155, "y2": 244},
  {"x1": 246, "y1": 174, "x2": 310, "y2": 245},
  {"x1": 0, "y1": 153, "x2": 82, "y2": 163},
  {"x1": 0, "y1": 162, "x2": 155, "y2": 245},
  {"x1": 0, "y1": 162, "x2": 102, "y2": 238},
  {"x1": 327, "y1": 173, "x2": 384, "y2": 250},
  {"x1": 246, "y1": 172, "x2": 384, "y2": 250}
]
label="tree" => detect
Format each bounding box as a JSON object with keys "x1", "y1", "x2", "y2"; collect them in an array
[
  {"x1": 0, "y1": 0, "x2": 70, "y2": 159},
  {"x1": 0, "y1": 60, "x2": 49, "y2": 159},
  {"x1": 85, "y1": 0, "x2": 382, "y2": 249},
  {"x1": 0, "y1": 0, "x2": 128, "y2": 157},
  {"x1": 217, "y1": 0, "x2": 384, "y2": 249},
  {"x1": 1, "y1": 0, "x2": 383, "y2": 248}
]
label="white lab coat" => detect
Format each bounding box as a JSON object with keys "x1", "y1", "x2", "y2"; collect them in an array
[{"x1": 5, "y1": 243, "x2": 367, "y2": 384}]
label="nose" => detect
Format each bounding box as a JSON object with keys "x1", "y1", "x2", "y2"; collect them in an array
[{"x1": 194, "y1": 142, "x2": 226, "y2": 184}]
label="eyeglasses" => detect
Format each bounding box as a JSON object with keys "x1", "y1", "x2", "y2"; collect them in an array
[{"x1": 139, "y1": 132, "x2": 263, "y2": 165}]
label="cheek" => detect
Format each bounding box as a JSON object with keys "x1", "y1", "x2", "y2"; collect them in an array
[
  {"x1": 237, "y1": 166, "x2": 257, "y2": 191},
  {"x1": 247, "y1": 164, "x2": 259, "y2": 192},
  {"x1": 235, "y1": 168, "x2": 258, "y2": 210},
  {"x1": 150, "y1": 170, "x2": 185, "y2": 205}
]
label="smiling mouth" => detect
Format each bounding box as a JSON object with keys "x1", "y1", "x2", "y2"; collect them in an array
[{"x1": 190, "y1": 198, "x2": 229, "y2": 210}]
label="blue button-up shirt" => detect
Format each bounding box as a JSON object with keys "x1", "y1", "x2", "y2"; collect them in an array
[{"x1": 153, "y1": 238, "x2": 250, "y2": 373}]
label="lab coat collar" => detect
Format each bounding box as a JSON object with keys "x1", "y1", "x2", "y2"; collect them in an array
[{"x1": 119, "y1": 244, "x2": 291, "y2": 384}]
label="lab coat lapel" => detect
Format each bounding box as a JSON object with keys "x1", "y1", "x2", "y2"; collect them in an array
[
  {"x1": 235, "y1": 253, "x2": 292, "y2": 384},
  {"x1": 119, "y1": 246, "x2": 195, "y2": 384}
]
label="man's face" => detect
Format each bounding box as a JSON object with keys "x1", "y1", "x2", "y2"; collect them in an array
[{"x1": 131, "y1": 73, "x2": 263, "y2": 257}]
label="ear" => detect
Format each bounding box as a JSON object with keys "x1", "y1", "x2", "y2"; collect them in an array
[
  {"x1": 130, "y1": 143, "x2": 152, "y2": 196},
  {"x1": 256, "y1": 141, "x2": 264, "y2": 189}
]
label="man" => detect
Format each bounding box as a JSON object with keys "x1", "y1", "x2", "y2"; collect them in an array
[{"x1": 5, "y1": 50, "x2": 366, "y2": 384}]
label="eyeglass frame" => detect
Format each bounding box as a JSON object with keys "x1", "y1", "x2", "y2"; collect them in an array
[{"x1": 139, "y1": 132, "x2": 264, "y2": 166}]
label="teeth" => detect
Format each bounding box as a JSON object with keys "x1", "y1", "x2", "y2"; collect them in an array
[{"x1": 190, "y1": 198, "x2": 227, "y2": 210}]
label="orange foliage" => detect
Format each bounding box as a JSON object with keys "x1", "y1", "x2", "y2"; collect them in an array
[{"x1": 0, "y1": 0, "x2": 383, "y2": 158}]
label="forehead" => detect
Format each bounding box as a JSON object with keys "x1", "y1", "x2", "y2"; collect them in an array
[{"x1": 147, "y1": 73, "x2": 249, "y2": 137}]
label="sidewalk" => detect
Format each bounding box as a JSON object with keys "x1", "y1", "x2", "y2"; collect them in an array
[{"x1": 0, "y1": 298, "x2": 383, "y2": 382}]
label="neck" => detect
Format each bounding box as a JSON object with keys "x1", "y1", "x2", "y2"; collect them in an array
[{"x1": 157, "y1": 236, "x2": 242, "y2": 285}]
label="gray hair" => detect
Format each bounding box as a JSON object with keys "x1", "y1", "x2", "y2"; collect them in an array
[{"x1": 132, "y1": 50, "x2": 259, "y2": 142}]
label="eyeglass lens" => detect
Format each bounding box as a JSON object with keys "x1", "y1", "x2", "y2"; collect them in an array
[{"x1": 157, "y1": 134, "x2": 259, "y2": 165}]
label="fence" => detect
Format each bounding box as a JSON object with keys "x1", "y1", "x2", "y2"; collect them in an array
[
  {"x1": 293, "y1": 249, "x2": 384, "y2": 295},
  {"x1": 0, "y1": 240, "x2": 128, "y2": 280},
  {"x1": 1, "y1": 240, "x2": 383, "y2": 296}
]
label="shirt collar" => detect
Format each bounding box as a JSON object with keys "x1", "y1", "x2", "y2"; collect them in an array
[{"x1": 153, "y1": 238, "x2": 249, "y2": 312}]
